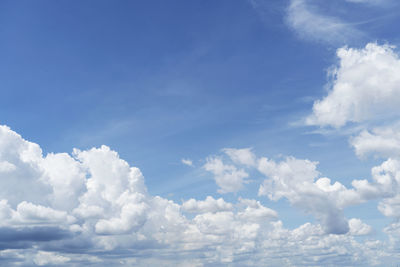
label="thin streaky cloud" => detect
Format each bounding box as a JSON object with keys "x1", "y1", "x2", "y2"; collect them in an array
[
  {"x1": 181, "y1": 158, "x2": 193, "y2": 166},
  {"x1": 285, "y1": 0, "x2": 364, "y2": 45}
]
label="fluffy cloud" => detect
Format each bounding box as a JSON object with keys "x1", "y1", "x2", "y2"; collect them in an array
[
  {"x1": 0, "y1": 125, "x2": 398, "y2": 266},
  {"x1": 33, "y1": 251, "x2": 70, "y2": 266},
  {"x1": 258, "y1": 156, "x2": 351, "y2": 234},
  {"x1": 307, "y1": 43, "x2": 400, "y2": 128},
  {"x1": 204, "y1": 157, "x2": 249, "y2": 193},
  {"x1": 348, "y1": 218, "x2": 372, "y2": 235},
  {"x1": 182, "y1": 196, "x2": 233, "y2": 213},
  {"x1": 223, "y1": 148, "x2": 257, "y2": 167},
  {"x1": 351, "y1": 123, "x2": 400, "y2": 158}
]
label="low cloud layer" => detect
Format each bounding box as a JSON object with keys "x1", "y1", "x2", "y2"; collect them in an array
[{"x1": 0, "y1": 124, "x2": 397, "y2": 266}]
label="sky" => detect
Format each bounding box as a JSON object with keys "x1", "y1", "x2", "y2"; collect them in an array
[{"x1": 2, "y1": 0, "x2": 400, "y2": 266}]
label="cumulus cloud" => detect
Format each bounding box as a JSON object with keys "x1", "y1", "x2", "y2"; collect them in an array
[
  {"x1": 350, "y1": 158, "x2": 400, "y2": 220},
  {"x1": 237, "y1": 198, "x2": 278, "y2": 221},
  {"x1": 182, "y1": 196, "x2": 233, "y2": 213},
  {"x1": 307, "y1": 43, "x2": 400, "y2": 128},
  {"x1": 258, "y1": 156, "x2": 351, "y2": 234},
  {"x1": 257, "y1": 154, "x2": 400, "y2": 234},
  {"x1": 223, "y1": 148, "x2": 257, "y2": 167},
  {"x1": 1, "y1": 124, "x2": 399, "y2": 266},
  {"x1": 204, "y1": 149, "x2": 373, "y2": 235},
  {"x1": 351, "y1": 123, "x2": 400, "y2": 158},
  {"x1": 204, "y1": 157, "x2": 249, "y2": 193},
  {"x1": 33, "y1": 251, "x2": 70, "y2": 266},
  {"x1": 348, "y1": 218, "x2": 372, "y2": 235}
]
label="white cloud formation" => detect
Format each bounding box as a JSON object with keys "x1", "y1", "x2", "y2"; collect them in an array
[
  {"x1": 237, "y1": 198, "x2": 278, "y2": 221},
  {"x1": 181, "y1": 158, "x2": 193, "y2": 166},
  {"x1": 204, "y1": 157, "x2": 249, "y2": 193},
  {"x1": 307, "y1": 43, "x2": 400, "y2": 128},
  {"x1": 258, "y1": 156, "x2": 352, "y2": 234},
  {"x1": 33, "y1": 251, "x2": 70, "y2": 266},
  {"x1": 182, "y1": 196, "x2": 233, "y2": 213},
  {"x1": 286, "y1": 0, "x2": 362, "y2": 45},
  {"x1": 351, "y1": 158, "x2": 400, "y2": 219},
  {"x1": 303, "y1": 41, "x2": 400, "y2": 251},
  {"x1": 348, "y1": 218, "x2": 372, "y2": 235},
  {"x1": 346, "y1": 0, "x2": 391, "y2": 5},
  {"x1": 223, "y1": 148, "x2": 257, "y2": 167},
  {"x1": 351, "y1": 123, "x2": 400, "y2": 158},
  {"x1": 0, "y1": 161, "x2": 15, "y2": 172},
  {"x1": 1, "y1": 124, "x2": 399, "y2": 266}
]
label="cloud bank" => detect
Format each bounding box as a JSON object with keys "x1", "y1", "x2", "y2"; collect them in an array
[{"x1": 0, "y1": 124, "x2": 397, "y2": 266}]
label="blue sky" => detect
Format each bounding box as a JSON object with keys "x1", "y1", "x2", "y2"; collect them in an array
[{"x1": 2, "y1": 0, "x2": 400, "y2": 266}]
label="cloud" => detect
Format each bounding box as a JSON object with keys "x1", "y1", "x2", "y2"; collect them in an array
[
  {"x1": 33, "y1": 251, "x2": 70, "y2": 266},
  {"x1": 181, "y1": 158, "x2": 193, "y2": 166},
  {"x1": 353, "y1": 158, "x2": 400, "y2": 219},
  {"x1": 346, "y1": 0, "x2": 392, "y2": 6},
  {"x1": 0, "y1": 124, "x2": 398, "y2": 266},
  {"x1": 286, "y1": 0, "x2": 363, "y2": 45},
  {"x1": 237, "y1": 198, "x2": 278, "y2": 221},
  {"x1": 204, "y1": 149, "x2": 368, "y2": 235},
  {"x1": 204, "y1": 157, "x2": 249, "y2": 193},
  {"x1": 0, "y1": 227, "x2": 71, "y2": 243},
  {"x1": 258, "y1": 156, "x2": 351, "y2": 234},
  {"x1": 348, "y1": 218, "x2": 372, "y2": 235},
  {"x1": 307, "y1": 43, "x2": 400, "y2": 128},
  {"x1": 223, "y1": 148, "x2": 257, "y2": 167},
  {"x1": 351, "y1": 123, "x2": 400, "y2": 158},
  {"x1": 182, "y1": 196, "x2": 233, "y2": 213}
]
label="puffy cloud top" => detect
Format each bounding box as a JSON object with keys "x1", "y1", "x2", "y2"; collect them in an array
[
  {"x1": 0, "y1": 125, "x2": 396, "y2": 266},
  {"x1": 307, "y1": 43, "x2": 400, "y2": 128}
]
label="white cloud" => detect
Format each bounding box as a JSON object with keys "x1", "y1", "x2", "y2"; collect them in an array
[
  {"x1": 258, "y1": 156, "x2": 351, "y2": 234},
  {"x1": 0, "y1": 161, "x2": 15, "y2": 172},
  {"x1": 204, "y1": 157, "x2": 249, "y2": 193},
  {"x1": 303, "y1": 42, "x2": 400, "y2": 239},
  {"x1": 237, "y1": 198, "x2": 278, "y2": 221},
  {"x1": 348, "y1": 218, "x2": 372, "y2": 235},
  {"x1": 349, "y1": 158, "x2": 400, "y2": 220},
  {"x1": 14, "y1": 201, "x2": 75, "y2": 224},
  {"x1": 286, "y1": 0, "x2": 362, "y2": 45},
  {"x1": 0, "y1": 125, "x2": 51, "y2": 207},
  {"x1": 223, "y1": 148, "x2": 257, "y2": 167},
  {"x1": 346, "y1": 0, "x2": 391, "y2": 6},
  {"x1": 204, "y1": 149, "x2": 383, "y2": 235},
  {"x1": 0, "y1": 124, "x2": 399, "y2": 266},
  {"x1": 181, "y1": 158, "x2": 193, "y2": 166},
  {"x1": 307, "y1": 43, "x2": 400, "y2": 128},
  {"x1": 182, "y1": 196, "x2": 233, "y2": 213},
  {"x1": 351, "y1": 123, "x2": 400, "y2": 158},
  {"x1": 33, "y1": 251, "x2": 70, "y2": 266}
]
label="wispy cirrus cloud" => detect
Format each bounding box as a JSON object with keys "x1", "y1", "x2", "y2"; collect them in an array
[
  {"x1": 286, "y1": 0, "x2": 364, "y2": 45},
  {"x1": 181, "y1": 158, "x2": 193, "y2": 166},
  {"x1": 346, "y1": 0, "x2": 392, "y2": 6}
]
